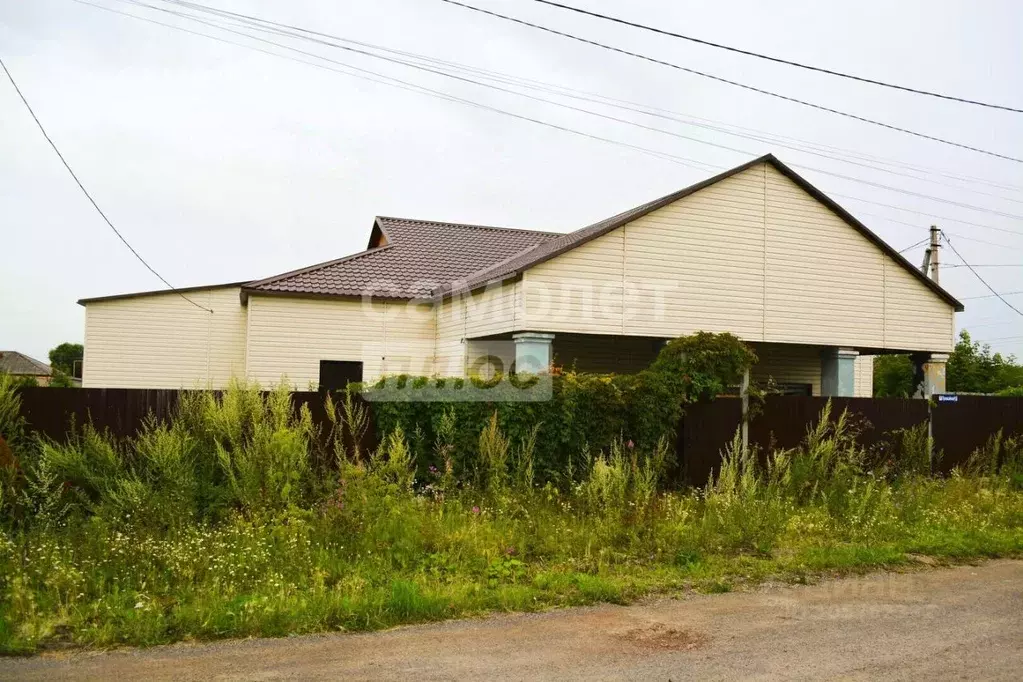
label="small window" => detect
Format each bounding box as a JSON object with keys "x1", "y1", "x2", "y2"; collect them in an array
[{"x1": 318, "y1": 360, "x2": 363, "y2": 391}]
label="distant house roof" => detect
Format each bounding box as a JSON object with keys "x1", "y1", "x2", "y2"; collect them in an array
[
  {"x1": 0, "y1": 351, "x2": 52, "y2": 377},
  {"x1": 242, "y1": 217, "x2": 560, "y2": 300}
]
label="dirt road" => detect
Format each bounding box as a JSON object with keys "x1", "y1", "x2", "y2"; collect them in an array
[{"x1": 4, "y1": 560, "x2": 1022, "y2": 681}]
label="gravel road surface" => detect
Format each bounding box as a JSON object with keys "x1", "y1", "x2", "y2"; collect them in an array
[{"x1": 4, "y1": 560, "x2": 1021, "y2": 681}]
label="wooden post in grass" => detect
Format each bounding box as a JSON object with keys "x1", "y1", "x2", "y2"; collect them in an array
[{"x1": 740, "y1": 368, "x2": 750, "y2": 453}]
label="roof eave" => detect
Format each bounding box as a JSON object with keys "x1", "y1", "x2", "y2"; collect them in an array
[
  {"x1": 239, "y1": 287, "x2": 428, "y2": 304},
  {"x1": 77, "y1": 281, "x2": 251, "y2": 306}
]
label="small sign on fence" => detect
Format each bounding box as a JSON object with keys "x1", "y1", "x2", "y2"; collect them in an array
[{"x1": 936, "y1": 394, "x2": 959, "y2": 403}]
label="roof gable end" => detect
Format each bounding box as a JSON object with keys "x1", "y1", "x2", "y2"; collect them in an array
[{"x1": 451, "y1": 154, "x2": 963, "y2": 311}]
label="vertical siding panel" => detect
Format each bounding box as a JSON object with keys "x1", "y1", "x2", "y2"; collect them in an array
[
  {"x1": 883, "y1": 258, "x2": 955, "y2": 352},
  {"x1": 763, "y1": 166, "x2": 885, "y2": 347},
  {"x1": 245, "y1": 295, "x2": 435, "y2": 386},
  {"x1": 855, "y1": 355, "x2": 874, "y2": 397},
  {"x1": 82, "y1": 287, "x2": 247, "y2": 389},
  {"x1": 525, "y1": 169, "x2": 766, "y2": 338},
  {"x1": 516, "y1": 162, "x2": 952, "y2": 354},
  {"x1": 523, "y1": 232, "x2": 625, "y2": 334}
]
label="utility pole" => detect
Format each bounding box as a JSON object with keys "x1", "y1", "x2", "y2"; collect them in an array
[{"x1": 928, "y1": 225, "x2": 941, "y2": 284}]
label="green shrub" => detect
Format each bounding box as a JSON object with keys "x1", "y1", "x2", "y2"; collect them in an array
[
  {"x1": 966, "y1": 430, "x2": 1023, "y2": 489},
  {"x1": 0, "y1": 377, "x2": 26, "y2": 523},
  {"x1": 369, "y1": 332, "x2": 756, "y2": 483}
]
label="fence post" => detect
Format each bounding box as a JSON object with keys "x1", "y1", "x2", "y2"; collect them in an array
[
  {"x1": 927, "y1": 397, "x2": 934, "y2": 474},
  {"x1": 740, "y1": 368, "x2": 750, "y2": 453}
]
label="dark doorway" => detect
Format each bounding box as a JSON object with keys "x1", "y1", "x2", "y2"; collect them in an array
[{"x1": 318, "y1": 360, "x2": 363, "y2": 391}]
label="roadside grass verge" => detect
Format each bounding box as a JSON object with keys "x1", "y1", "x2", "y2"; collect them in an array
[
  {"x1": 2, "y1": 483, "x2": 1019, "y2": 654},
  {"x1": 1, "y1": 382, "x2": 1021, "y2": 654}
]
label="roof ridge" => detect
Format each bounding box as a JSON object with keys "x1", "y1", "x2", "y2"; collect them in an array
[
  {"x1": 377, "y1": 215, "x2": 561, "y2": 237},
  {"x1": 433, "y1": 239, "x2": 549, "y2": 298}
]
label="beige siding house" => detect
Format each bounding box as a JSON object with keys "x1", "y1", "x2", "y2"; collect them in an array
[{"x1": 79, "y1": 155, "x2": 961, "y2": 397}]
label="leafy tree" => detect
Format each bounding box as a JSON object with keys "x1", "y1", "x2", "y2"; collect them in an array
[
  {"x1": 48, "y1": 371, "x2": 75, "y2": 388},
  {"x1": 946, "y1": 330, "x2": 1023, "y2": 394},
  {"x1": 872, "y1": 330, "x2": 1023, "y2": 396},
  {"x1": 48, "y1": 342, "x2": 83, "y2": 377},
  {"x1": 872, "y1": 355, "x2": 914, "y2": 397}
]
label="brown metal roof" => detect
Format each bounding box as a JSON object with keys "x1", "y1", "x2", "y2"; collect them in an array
[
  {"x1": 0, "y1": 351, "x2": 53, "y2": 377},
  {"x1": 440, "y1": 154, "x2": 964, "y2": 311},
  {"x1": 83, "y1": 154, "x2": 964, "y2": 313},
  {"x1": 243, "y1": 217, "x2": 560, "y2": 300}
]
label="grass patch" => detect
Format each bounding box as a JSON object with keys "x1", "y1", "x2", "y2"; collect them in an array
[{"x1": 1, "y1": 381, "x2": 1022, "y2": 654}]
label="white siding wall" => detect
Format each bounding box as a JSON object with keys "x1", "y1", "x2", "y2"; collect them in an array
[
  {"x1": 764, "y1": 167, "x2": 885, "y2": 347},
  {"x1": 519, "y1": 162, "x2": 954, "y2": 354},
  {"x1": 883, "y1": 258, "x2": 955, "y2": 351},
  {"x1": 524, "y1": 232, "x2": 626, "y2": 335},
  {"x1": 82, "y1": 287, "x2": 247, "y2": 389},
  {"x1": 245, "y1": 295, "x2": 436, "y2": 386},
  {"x1": 855, "y1": 355, "x2": 874, "y2": 398},
  {"x1": 434, "y1": 281, "x2": 522, "y2": 378},
  {"x1": 434, "y1": 296, "x2": 467, "y2": 378}
]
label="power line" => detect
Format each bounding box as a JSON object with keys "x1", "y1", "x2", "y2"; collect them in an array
[
  {"x1": 791, "y1": 163, "x2": 1023, "y2": 221},
  {"x1": 829, "y1": 193, "x2": 1023, "y2": 238},
  {"x1": 531, "y1": 0, "x2": 1023, "y2": 113},
  {"x1": 897, "y1": 238, "x2": 929, "y2": 253},
  {"x1": 157, "y1": 0, "x2": 1023, "y2": 205},
  {"x1": 165, "y1": 0, "x2": 1023, "y2": 194},
  {"x1": 0, "y1": 55, "x2": 212, "y2": 313},
  {"x1": 86, "y1": 0, "x2": 1023, "y2": 242},
  {"x1": 943, "y1": 231, "x2": 1023, "y2": 252},
  {"x1": 123, "y1": 0, "x2": 1023, "y2": 224},
  {"x1": 438, "y1": 0, "x2": 1022, "y2": 163},
  {"x1": 971, "y1": 334, "x2": 1023, "y2": 343},
  {"x1": 962, "y1": 290, "x2": 1023, "y2": 300},
  {"x1": 942, "y1": 233, "x2": 1023, "y2": 316},
  {"x1": 945, "y1": 263, "x2": 1023, "y2": 268},
  {"x1": 75, "y1": 0, "x2": 718, "y2": 172}
]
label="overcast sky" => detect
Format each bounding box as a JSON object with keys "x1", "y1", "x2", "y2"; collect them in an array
[{"x1": 2, "y1": 0, "x2": 1022, "y2": 362}]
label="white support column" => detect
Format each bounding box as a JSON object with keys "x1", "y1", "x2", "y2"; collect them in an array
[
  {"x1": 923, "y1": 353, "x2": 949, "y2": 397},
  {"x1": 512, "y1": 332, "x2": 554, "y2": 375},
  {"x1": 821, "y1": 348, "x2": 859, "y2": 397},
  {"x1": 911, "y1": 352, "x2": 949, "y2": 398}
]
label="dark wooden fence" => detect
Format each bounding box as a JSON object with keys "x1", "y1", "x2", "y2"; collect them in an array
[
  {"x1": 932, "y1": 395, "x2": 1023, "y2": 473},
  {"x1": 9, "y1": 388, "x2": 1023, "y2": 487},
  {"x1": 679, "y1": 394, "x2": 1023, "y2": 486},
  {"x1": 748, "y1": 397, "x2": 930, "y2": 452},
  {"x1": 11, "y1": 387, "x2": 375, "y2": 453},
  {"x1": 676, "y1": 397, "x2": 743, "y2": 486}
]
